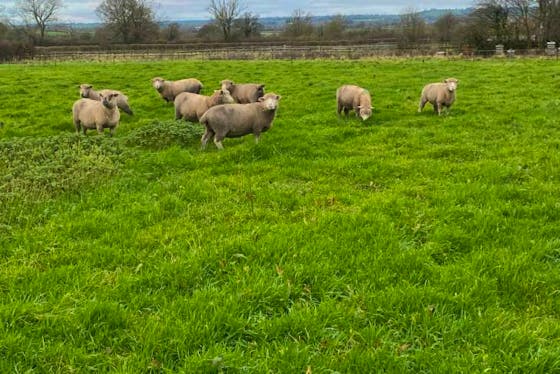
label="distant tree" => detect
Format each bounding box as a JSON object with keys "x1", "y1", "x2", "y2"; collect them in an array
[
  {"x1": 473, "y1": 0, "x2": 511, "y2": 44},
  {"x1": 208, "y1": 0, "x2": 243, "y2": 41},
  {"x1": 536, "y1": 0, "x2": 560, "y2": 46},
  {"x1": 321, "y1": 14, "x2": 348, "y2": 40},
  {"x1": 398, "y1": 7, "x2": 427, "y2": 47},
  {"x1": 282, "y1": 9, "x2": 314, "y2": 39},
  {"x1": 197, "y1": 22, "x2": 221, "y2": 41},
  {"x1": 163, "y1": 22, "x2": 181, "y2": 42},
  {"x1": 14, "y1": 0, "x2": 63, "y2": 42},
  {"x1": 434, "y1": 12, "x2": 457, "y2": 43},
  {"x1": 96, "y1": 0, "x2": 158, "y2": 43},
  {"x1": 506, "y1": 0, "x2": 536, "y2": 47},
  {"x1": 234, "y1": 11, "x2": 261, "y2": 39}
]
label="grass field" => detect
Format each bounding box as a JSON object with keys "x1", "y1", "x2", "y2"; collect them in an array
[{"x1": 1, "y1": 58, "x2": 560, "y2": 372}]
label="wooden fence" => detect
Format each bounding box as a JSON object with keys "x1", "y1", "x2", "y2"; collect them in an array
[{"x1": 5, "y1": 43, "x2": 560, "y2": 63}]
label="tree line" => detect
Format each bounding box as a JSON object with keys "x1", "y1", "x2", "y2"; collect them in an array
[{"x1": 1, "y1": 0, "x2": 560, "y2": 60}]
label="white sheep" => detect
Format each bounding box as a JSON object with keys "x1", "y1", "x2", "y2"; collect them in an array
[
  {"x1": 174, "y1": 89, "x2": 235, "y2": 123},
  {"x1": 336, "y1": 85, "x2": 372, "y2": 121},
  {"x1": 418, "y1": 78, "x2": 459, "y2": 115},
  {"x1": 220, "y1": 80, "x2": 265, "y2": 103},
  {"x1": 152, "y1": 77, "x2": 203, "y2": 102},
  {"x1": 72, "y1": 93, "x2": 120, "y2": 136},
  {"x1": 200, "y1": 93, "x2": 281, "y2": 150},
  {"x1": 79, "y1": 84, "x2": 133, "y2": 115}
]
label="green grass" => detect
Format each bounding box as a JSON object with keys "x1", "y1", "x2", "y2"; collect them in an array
[{"x1": 1, "y1": 58, "x2": 560, "y2": 372}]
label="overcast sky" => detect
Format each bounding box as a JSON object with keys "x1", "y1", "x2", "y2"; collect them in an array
[{"x1": 4, "y1": 0, "x2": 476, "y2": 24}]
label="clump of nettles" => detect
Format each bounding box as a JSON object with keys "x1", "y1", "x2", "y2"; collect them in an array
[
  {"x1": 0, "y1": 134, "x2": 126, "y2": 200},
  {"x1": 123, "y1": 120, "x2": 204, "y2": 149}
]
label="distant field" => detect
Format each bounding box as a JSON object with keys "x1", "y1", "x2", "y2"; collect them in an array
[{"x1": 1, "y1": 58, "x2": 559, "y2": 372}]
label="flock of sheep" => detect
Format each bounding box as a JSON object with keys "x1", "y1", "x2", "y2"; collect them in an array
[{"x1": 72, "y1": 76, "x2": 459, "y2": 149}]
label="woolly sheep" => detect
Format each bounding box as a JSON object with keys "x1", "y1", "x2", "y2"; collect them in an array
[
  {"x1": 152, "y1": 77, "x2": 203, "y2": 102},
  {"x1": 336, "y1": 85, "x2": 372, "y2": 121},
  {"x1": 200, "y1": 92, "x2": 281, "y2": 150},
  {"x1": 418, "y1": 78, "x2": 459, "y2": 115},
  {"x1": 79, "y1": 84, "x2": 133, "y2": 115},
  {"x1": 174, "y1": 89, "x2": 235, "y2": 123},
  {"x1": 220, "y1": 79, "x2": 265, "y2": 103},
  {"x1": 72, "y1": 93, "x2": 120, "y2": 136}
]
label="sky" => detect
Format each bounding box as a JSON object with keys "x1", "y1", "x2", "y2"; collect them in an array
[{"x1": 3, "y1": 0, "x2": 476, "y2": 24}]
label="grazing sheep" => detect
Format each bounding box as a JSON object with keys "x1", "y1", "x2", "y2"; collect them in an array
[
  {"x1": 220, "y1": 79, "x2": 265, "y2": 103},
  {"x1": 152, "y1": 77, "x2": 203, "y2": 102},
  {"x1": 174, "y1": 89, "x2": 235, "y2": 123},
  {"x1": 79, "y1": 84, "x2": 133, "y2": 115},
  {"x1": 418, "y1": 78, "x2": 459, "y2": 115},
  {"x1": 336, "y1": 85, "x2": 372, "y2": 121},
  {"x1": 200, "y1": 93, "x2": 281, "y2": 149},
  {"x1": 72, "y1": 93, "x2": 120, "y2": 136}
]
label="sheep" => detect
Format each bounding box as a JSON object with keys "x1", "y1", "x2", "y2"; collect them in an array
[
  {"x1": 151, "y1": 77, "x2": 203, "y2": 102},
  {"x1": 200, "y1": 92, "x2": 281, "y2": 150},
  {"x1": 336, "y1": 85, "x2": 372, "y2": 121},
  {"x1": 79, "y1": 84, "x2": 133, "y2": 115},
  {"x1": 418, "y1": 78, "x2": 459, "y2": 115},
  {"x1": 72, "y1": 93, "x2": 120, "y2": 136},
  {"x1": 174, "y1": 89, "x2": 235, "y2": 123},
  {"x1": 220, "y1": 79, "x2": 265, "y2": 103}
]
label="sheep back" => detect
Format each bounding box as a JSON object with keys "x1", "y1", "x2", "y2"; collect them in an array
[
  {"x1": 220, "y1": 80, "x2": 265, "y2": 103},
  {"x1": 336, "y1": 85, "x2": 372, "y2": 120},
  {"x1": 72, "y1": 96, "x2": 120, "y2": 135}
]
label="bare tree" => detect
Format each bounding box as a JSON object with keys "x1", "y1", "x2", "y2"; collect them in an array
[
  {"x1": 506, "y1": 0, "x2": 536, "y2": 47},
  {"x1": 474, "y1": 0, "x2": 511, "y2": 44},
  {"x1": 321, "y1": 14, "x2": 348, "y2": 40},
  {"x1": 208, "y1": 0, "x2": 243, "y2": 41},
  {"x1": 399, "y1": 8, "x2": 427, "y2": 47},
  {"x1": 283, "y1": 9, "x2": 314, "y2": 39},
  {"x1": 434, "y1": 12, "x2": 457, "y2": 43},
  {"x1": 96, "y1": 0, "x2": 158, "y2": 43},
  {"x1": 234, "y1": 11, "x2": 261, "y2": 39},
  {"x1": 15, "y1": 0, "x2": 63, "y2": 42},
  {"x1": 536, "y1": 0, "x2": 560, "y2": 46}
]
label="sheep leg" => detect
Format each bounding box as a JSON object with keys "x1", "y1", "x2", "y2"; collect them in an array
[
  {"x1": 213, "y1": 133, "x2": 225, "y2": 150},
  {"x1": 254, "y1": 133, "x2": 260, "y2": 144},
  {"x1": 343, "y1": 107, "x2": 350, "y2": 117},
  {"x1": 337, "y1": 103, "x2": 343, "y2": 117},
  {"x1": 74, "y1": 120, "x2": 81, "y2": 134},
  {"x1": 418, "y1": 98, "x2": 427, "y2": 112},
  {"x1": 201, "y1": 128, "x2": 214, "y2": 149},
  {"x1": 214, "y1": 139, "x2": 224, "y2": 150},
  {"x1": 436, "y1": 102, "x2": 442, "y2": 115}
]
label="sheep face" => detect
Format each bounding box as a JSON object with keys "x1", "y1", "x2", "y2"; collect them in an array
[
  {"x1": 79, "y1": 84, "x2": 93, "y2": 98},
  {"x1": 358, "y1": 106, "x2": 372, "y2": 121},
  {"x1": 444, "y1": 78, "x2": 458, "y2": 92},
  {"x1": 218, "y1": 89, "x2": 235, "y2": 104},
  {"x1": 258, "y1": 93, "x2": 281, "y2": 111},
  {"x1": 152, "y1": 77, "x2": 165, "y2": 92},
  {"x1": 100, "y1": 93, "x2": 119, "y2": 109},
  {"x1": 220, "y1": 80, "x2": 234, "y2": 92}
]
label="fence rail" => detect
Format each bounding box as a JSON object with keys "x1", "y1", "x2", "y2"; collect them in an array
[{"x1": 4, "y1": 43, "x2": 560, "y2": 63}]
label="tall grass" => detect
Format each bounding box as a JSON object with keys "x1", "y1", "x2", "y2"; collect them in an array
[{"x1": 1, "y1": 58, "x2": 559, "y2": 372}]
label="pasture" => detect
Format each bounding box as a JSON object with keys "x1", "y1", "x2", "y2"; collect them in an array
[{"x1": 1, "y1": 58, "x2": 559, "y2": 372}]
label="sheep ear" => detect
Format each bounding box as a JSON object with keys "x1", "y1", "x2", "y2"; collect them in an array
[
  {"x1": 276, "y1": 95, "x2": 281, "y2": 100},
  {"x1": 258, "y1": 97, "x2": 265, "y2": 102},
  {"x1": 357, "y1": 105, "x2": 362, "y2": 109}
]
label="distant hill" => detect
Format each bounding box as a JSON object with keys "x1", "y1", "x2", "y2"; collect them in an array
[{"x1": 63, "y1": 8, "x2": 473, "y2": 30}]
